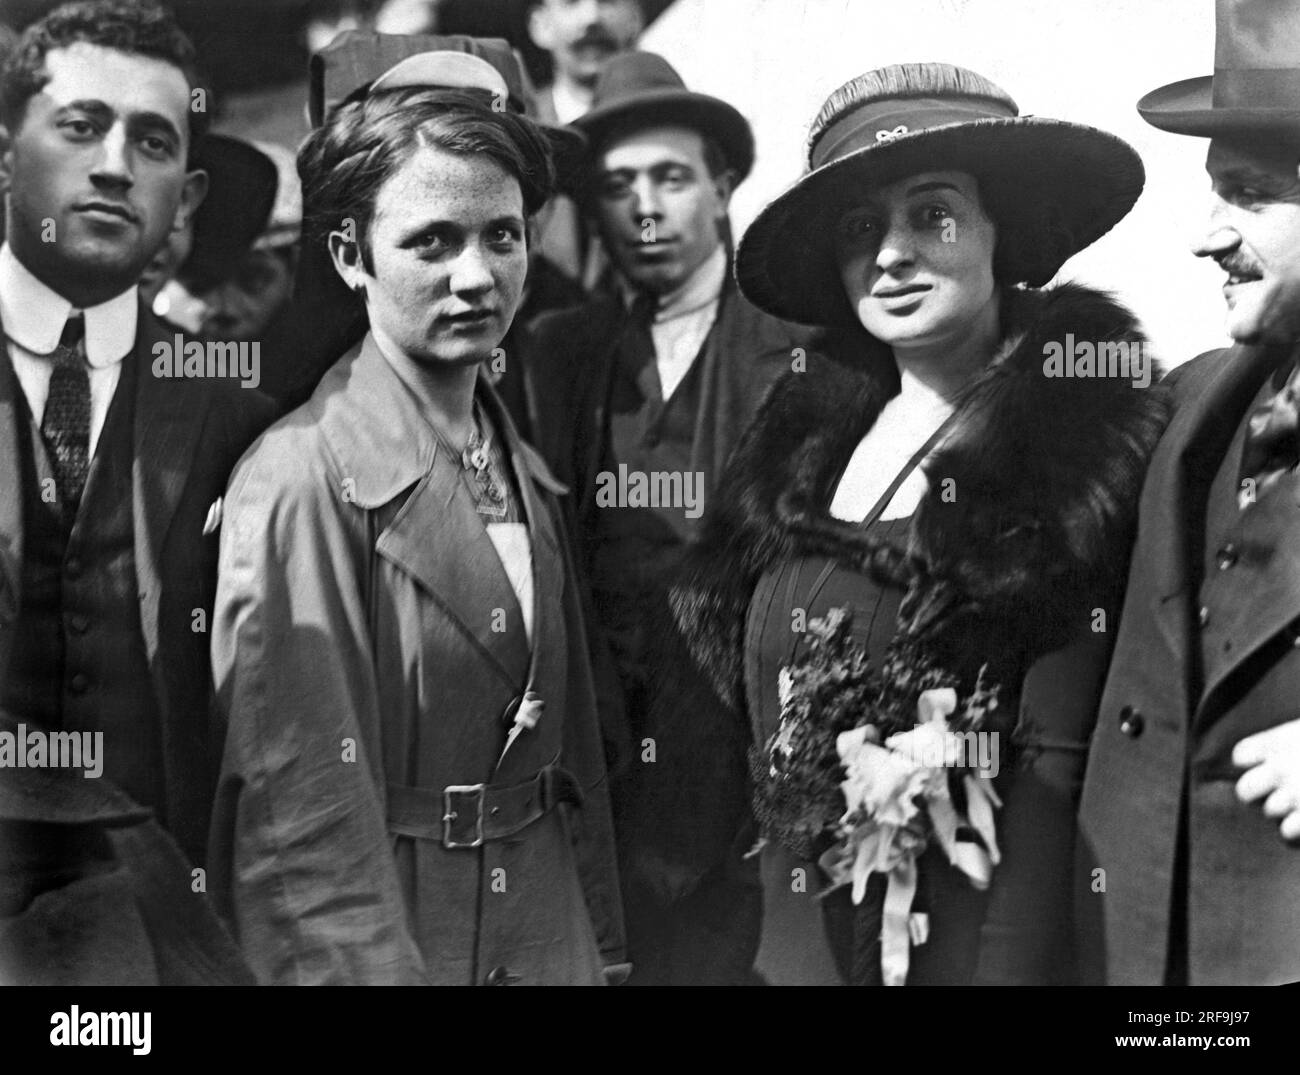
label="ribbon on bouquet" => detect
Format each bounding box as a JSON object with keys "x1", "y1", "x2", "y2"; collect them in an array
[{"x1": 829, "y1": 688, "x2": 1002, "y2": 986}]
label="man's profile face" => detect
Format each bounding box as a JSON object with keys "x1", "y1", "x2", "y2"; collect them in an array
[
  {"x1": 1196, "y1": 136, "x2": 1300, "y2": 345},
  {"x1": 592, "y1": 125, "x2": 731, "y2": 295},
  {"x1": 2, "y1": 42, "x2": 205, "y2": 301},
  {"x1": 529, "y1": 0, "x2": 643, "y2": 87}
]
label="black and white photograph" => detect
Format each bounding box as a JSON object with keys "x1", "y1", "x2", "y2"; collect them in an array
[{"x1": 0, "y1": 0, "x2": 1295, "y2": 1050}]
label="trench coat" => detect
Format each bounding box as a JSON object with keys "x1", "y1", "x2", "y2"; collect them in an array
[
  {"x1": 208, "y1": 333, "x2": 625, "y2": 985},
  {"x1": 1077, "y1": 342, "x2": 1300, "y2": 985}
]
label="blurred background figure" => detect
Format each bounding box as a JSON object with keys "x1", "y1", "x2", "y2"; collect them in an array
[
  {"x1": 527, "y1": 0, "x2": 644, "y2": 124},
  {"x1": 527, "y1": 0, "x2": 644, "y2": 287}
]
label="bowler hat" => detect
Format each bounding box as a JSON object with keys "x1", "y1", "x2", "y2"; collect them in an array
[
  {"x1": 573, "y1": 51, "x2": 755, "y2": 182},
  {"x1": 736, "y1": 63, "x2": 1145, "y2": 327},
  {"x1": 308, "y1": 30, "x2": 584, "y2": 180},
  {"x1": 1139, "y1": 0, "x2": 1300, "y2": 137},
  {"x1": 185, "y1": 134, "x2": 279, "y2": 293}
]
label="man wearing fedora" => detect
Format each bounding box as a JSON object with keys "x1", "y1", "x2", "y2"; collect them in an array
[
  {"x1": 0, "y1": 0, "x2": 275, "y2": 873},
  {"x1": 518, "y1": 50, "x2": 814, "y2": 982},
  {"x1": 1077, "y1": 0, "x2": 1300, "y2": 985}
]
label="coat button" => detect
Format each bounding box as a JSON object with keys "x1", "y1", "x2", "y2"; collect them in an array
[
  {"x1": 1198, "y1": 606, "x2": 1210, "y2": 628},
  {"x1": 484, "y1": 966, "x2": 520, "y2": 986},
  {"x1": 69, "y1": 672, "x2": 90, "y2": 694},
  {"x1": 64, "y1": 556, "x2": 83, "y2": 579},
  {"x1": 1118, "y1": 705, "x2": 1144, "y2": 738},
  {"x1": 1216, "y1": 544, "x2": 1239, "y2": 570},
  {"x1": 67, "y1": 613, "x2": 90, "y2": 634}
]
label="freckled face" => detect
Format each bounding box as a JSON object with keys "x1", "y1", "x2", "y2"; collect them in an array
[
  {"x1": 834, "y1": 169, "x2": 998, "y2": 349},
  {"x1": 346, "y1": 144, "x2": 529, "y2": 367}
]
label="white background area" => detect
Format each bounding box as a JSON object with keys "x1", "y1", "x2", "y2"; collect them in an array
[{"x1": 642, "y1": 0, "x2": 1229, "y2": 366}]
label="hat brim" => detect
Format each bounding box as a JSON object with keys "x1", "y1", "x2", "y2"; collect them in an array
[
  {"x1": 736, "y1": 117, "x2": 1145, "y2": 326},
  {"x1": 573, "y1": 88, "x2": 755, "y2": 182},
  {"x1": 1138, "y1": 75, "x2": 1300, "y2": 137}
]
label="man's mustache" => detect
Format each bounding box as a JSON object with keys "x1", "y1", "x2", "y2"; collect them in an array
[
  {"x1": 1218, "y1": 253, "x2": 1263, "y2": 278},
  {"x1": 573, "y1": 28, "x2": 619, "y2": 51}
]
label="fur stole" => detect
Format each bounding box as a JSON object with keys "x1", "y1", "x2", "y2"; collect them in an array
[{"x1": 669, "y1": 282, "x2": 1173, "y2": 712}]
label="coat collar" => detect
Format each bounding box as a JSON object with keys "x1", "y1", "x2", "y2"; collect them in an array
[{"x1": 312, "y1": 333, "x2": 567, "y2": 694}]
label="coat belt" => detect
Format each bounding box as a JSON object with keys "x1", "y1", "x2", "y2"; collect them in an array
[{"x1": 386, "y1": 762, "x2": 584, "y2": 849}]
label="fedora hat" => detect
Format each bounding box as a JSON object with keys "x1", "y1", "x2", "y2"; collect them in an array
[
  {"x1": 308, "y1": 30, "x2": 585, "y2": 180},
  {"x1": 572, "y1": 50, "x2": 754, "y2": 182},
  {"x1": 735, "y1": 63, "x2": 1145, "y2": 327},
  {"x1": 1139, "y1": 0, "x2": 1300, "y2": 137}
]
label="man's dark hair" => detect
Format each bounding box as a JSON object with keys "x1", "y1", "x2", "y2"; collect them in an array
[
  {"x1": 0, "y1": 0, "x2": 209, "y2": 149},
  {"x1": 299, "y1": 86, "x2": 557, "y2": 275}
]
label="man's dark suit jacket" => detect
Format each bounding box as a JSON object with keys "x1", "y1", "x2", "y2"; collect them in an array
[{"x1": 0, "y1": 307, "x2": 277, "y2": 866}]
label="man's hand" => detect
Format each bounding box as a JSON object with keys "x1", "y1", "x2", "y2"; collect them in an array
[{"x1": 1234, "y1": 719, "x2": 1300, "y2": 840}]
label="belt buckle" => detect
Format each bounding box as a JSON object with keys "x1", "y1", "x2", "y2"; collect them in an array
[{"x1": 442, "y1": 784, "x2": 486, "y2": 849}]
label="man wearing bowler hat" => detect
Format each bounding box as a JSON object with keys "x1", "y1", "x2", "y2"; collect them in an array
[{"x1": 1077, "y1": 0, "x2": 1300, "y2": 985}]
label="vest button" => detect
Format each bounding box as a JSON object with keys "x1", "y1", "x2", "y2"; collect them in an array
[
  {"x1": 65, "y1": 557, "x2": 83, "y2": 579},
  {"x1": 1198, "y1": 606, "x2": 1210, "y2": 628},
  {"x1": 67, "y1": 613, "x2": 90, "y2": 635},
  {"x1": 69, "y1": 672, "x2": 90, "y2": 694},
  {"x1": 484, "y1": 966, "x2": 519, "y2": 986},
  {"x1": 1118, "y1": 705, "x2": 1144, "y2": 738},
  {"x1": 1217, "y1": 544, "x2": 1239, "y2": 570}
]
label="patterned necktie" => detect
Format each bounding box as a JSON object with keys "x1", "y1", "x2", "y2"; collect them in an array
[{"x1": 41, "y1": 314, "x2": 90, "y2": 514}]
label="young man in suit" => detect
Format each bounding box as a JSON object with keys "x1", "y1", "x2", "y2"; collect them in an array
[
  {"x1": 1077, "y1": 0, "x2": 1300, "y2": 985},
  {"x1": 0, "y1": 0, "x2": 275, "y2": 870}
]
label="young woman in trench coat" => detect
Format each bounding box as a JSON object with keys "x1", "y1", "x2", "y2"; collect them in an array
[{"x1": 207, "y1": 52, "x2": 624, "y2": 986}]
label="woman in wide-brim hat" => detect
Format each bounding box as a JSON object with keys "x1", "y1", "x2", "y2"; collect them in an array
[{"x1": 628, "y1": 62, "x2": 1171, "y2": 986}]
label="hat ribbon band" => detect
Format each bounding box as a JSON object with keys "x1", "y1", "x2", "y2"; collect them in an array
[
  {"x1": 1212, "y1": 67, "x2": 1300, "y2": 111},
  {"x1": 811, "y1": 98, "x2": 1016, "y2": 169}
]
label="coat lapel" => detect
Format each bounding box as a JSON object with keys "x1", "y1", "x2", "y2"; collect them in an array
[
  {"x1": 1132, "y1": 343, "x2": 1282, "y2": 709},
  {"x1": 0, "y1": 335, "x2": 23, "y2": 631},
  {"x1": 132, "y1": 312, "x2": 213, "y2": 662},
  {"x1": 317, "y1": 336, "x2": 529, "y2": 689}
]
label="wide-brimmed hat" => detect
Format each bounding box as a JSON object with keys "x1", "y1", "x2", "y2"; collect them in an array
[
  {"x1": 572, "y1": 50, "x2": 754, "y2": 182},
  {"x1": 736, "y1": 63, "x2": 1145, "y2": 327},
  {"x1": 309, "y1": 30, "x2": 585, "y2": 181},
  {"x1": 1139, "y1": 0, "x2": 1300, "y2": 137}
]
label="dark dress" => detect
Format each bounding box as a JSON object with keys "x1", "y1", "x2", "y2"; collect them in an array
[{"x1": 743, "y1": 516, "x2": 994, "y2": 986}]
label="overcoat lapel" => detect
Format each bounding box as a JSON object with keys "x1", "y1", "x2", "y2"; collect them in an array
[
  {"x1": 318, "y1": 335, "x2": 529, "y2": 689},
  {"x1": 483, "y1": 381, "x2": 570, "y2": 779},
  {"x1": 374, "y1": 439, "x2": 530, "y2": 689},
  {"x1": 1128, "y1": 342, "x2": 1282, "y2": 718},
  {"x1": 1191, "y1": 344, "x2": 1300, "y2": 716},
  {"x1": 0, "y1": 338, "x2": 23, "y2": 633},
  {"x1": 132, "y1": 312, "x2": 213, "y2": 663}
]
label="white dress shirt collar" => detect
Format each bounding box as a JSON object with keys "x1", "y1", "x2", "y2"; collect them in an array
[
  {"x1": 621, "y1": 242, "x2": 728, "y2": 321},
  {"x1": 0, "y1": 242, "x2": 138, "y2": 367}
]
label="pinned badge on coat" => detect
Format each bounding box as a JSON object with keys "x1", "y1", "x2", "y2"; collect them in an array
[{"x1": 202, "y1": 496, "x2": 223, "y2": 536}]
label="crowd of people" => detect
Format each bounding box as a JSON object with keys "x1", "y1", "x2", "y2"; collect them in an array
[{"x1": 0, "y1": 0, "x2": 1298, "y2": 987}]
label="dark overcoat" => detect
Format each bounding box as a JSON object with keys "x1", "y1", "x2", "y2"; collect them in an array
[{"x1": 1077, "y1": 341, "x2": 1300, "y2": 985}]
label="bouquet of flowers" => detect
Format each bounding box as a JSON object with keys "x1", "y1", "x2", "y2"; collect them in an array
[{"x1": 748, "y1": 607, "x2": 1004, "y2": 985}]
